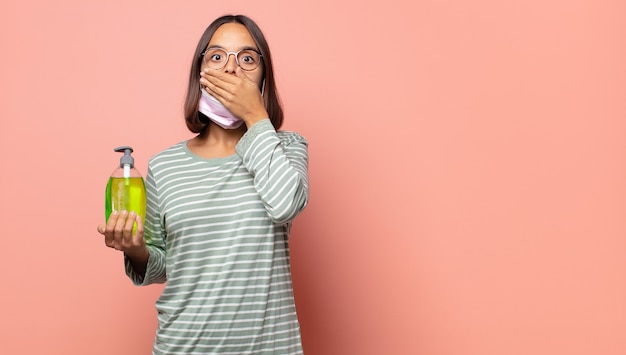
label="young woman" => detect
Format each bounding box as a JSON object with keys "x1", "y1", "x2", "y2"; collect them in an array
[{"x1": 98, "y1": 14, "x2": 309, "y2": 354}]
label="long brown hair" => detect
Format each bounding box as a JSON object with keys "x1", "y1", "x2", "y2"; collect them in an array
[{"x1": 183, "y1": 15, "x2": 283, "y2": 133}]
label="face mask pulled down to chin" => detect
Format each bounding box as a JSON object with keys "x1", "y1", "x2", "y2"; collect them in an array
[{"x1": 198, "y1": 89, "x2": 244, "y2": 130}]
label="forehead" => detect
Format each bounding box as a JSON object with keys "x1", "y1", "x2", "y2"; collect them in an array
[{"x1": 207, "y1": 22, "x2": 257, "y2": 50}]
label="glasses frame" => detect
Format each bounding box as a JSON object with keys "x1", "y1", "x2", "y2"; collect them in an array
[{"x1": 201, "y1": 47, "x2": 263, "y2": 71}]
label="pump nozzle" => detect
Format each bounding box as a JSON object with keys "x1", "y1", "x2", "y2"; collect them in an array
[
  {"x1": 114, "y1": 146, "x2": 135, "y2": 168},
  {"x1": 114, "y1": 146, "x2": 135, "y2": 178}
]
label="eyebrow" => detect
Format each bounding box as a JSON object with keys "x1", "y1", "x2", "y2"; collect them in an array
[{"x1": 206, "y1": 45, "x2": 260, "y2": 52}]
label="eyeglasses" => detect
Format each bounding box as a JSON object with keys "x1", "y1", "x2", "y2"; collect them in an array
[{"x1": 202, "y1": 47, "x2": 263, "y2": 71}]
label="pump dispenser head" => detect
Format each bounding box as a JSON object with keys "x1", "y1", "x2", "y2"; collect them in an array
[{"x1": 114, "y1": 146, "x2": 135, "y2": 168}]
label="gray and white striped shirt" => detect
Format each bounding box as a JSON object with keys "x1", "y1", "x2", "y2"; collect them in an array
[{"x1": 125, "y1": 119, "x2": 309, "y2": 354}]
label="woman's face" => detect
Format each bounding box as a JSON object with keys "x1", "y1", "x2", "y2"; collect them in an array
[{"x1": 203, "y1": 23, "x2": 264, "y2": 88}]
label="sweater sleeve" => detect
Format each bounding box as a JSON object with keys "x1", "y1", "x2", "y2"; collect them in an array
[
  {"x1": 235, "y1": 118, "x2": 309, "y2": 224},
  {"x1": 124, "y1": 164, "x2": 167, "y2": 286}
]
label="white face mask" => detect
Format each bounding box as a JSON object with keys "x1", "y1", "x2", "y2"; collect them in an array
[{"x1": 198, "y1": 89, "x2": 244, "y2": 129}]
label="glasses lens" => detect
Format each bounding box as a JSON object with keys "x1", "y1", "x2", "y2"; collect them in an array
[
  {"x1": 203, "y1": 48, "x2": 228, "y2": 69},
  {"x1": 237, "y1": 50, "x2": 261, "y2": 71}
]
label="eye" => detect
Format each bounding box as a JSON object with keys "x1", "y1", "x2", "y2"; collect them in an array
[
  {"x1": 204, "y1": 48, "x2": 227, "y2": 64},
  {"x1": 237, "y1": 50, "x2": 260, "y2": 69}
]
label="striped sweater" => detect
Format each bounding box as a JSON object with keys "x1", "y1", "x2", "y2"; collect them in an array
[{"x1": 125, "y1": 119, "x2": 309, "y2": 354}]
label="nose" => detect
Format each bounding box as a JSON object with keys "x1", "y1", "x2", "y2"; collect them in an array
[{"x1": 224, "y1": 53, "x2": 238, "y2": 74}]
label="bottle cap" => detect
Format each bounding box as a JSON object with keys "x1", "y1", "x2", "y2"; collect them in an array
[{"x1": 114, "y1": 146, "x2": 135, "y2": 168}]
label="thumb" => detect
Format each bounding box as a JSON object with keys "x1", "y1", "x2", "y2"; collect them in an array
[{"x1": 97, "y1": 224, "x2": 106, "y2": 235}]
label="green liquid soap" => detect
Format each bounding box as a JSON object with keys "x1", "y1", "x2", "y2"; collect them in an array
[{"x1": 105, "y1": 176, "x2": 146, "y2": 234}]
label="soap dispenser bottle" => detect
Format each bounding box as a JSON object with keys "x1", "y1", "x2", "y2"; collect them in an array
[{"x1": 105, "y1": 146, "x2": 146, "y2": 233}]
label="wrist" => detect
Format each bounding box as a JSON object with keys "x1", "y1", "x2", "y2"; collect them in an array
[
  {"x1": 125, "y1": 246, "x2": 149, "y2": 262},
  {"x1": 244, "y1": 111, "x2": 269, "y2": 128}
]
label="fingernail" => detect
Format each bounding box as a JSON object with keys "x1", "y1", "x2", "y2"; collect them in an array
[{"x1": 112, "y1": 211, "x2": 118, "y2": 216}]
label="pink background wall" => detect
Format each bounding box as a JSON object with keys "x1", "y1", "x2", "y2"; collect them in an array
[{"x1": 1, "y1": 1, "x2": 625, "y2": 354}]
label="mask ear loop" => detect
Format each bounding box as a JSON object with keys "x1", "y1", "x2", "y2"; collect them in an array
[
  {"x1": 197, "y1": 83, "x2": 208, "y2": 124},
  {"x1": 261, "y1": 79, "x2": 265, "y2": 97}
]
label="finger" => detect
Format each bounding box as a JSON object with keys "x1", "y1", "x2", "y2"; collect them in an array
[
  {"x1": 203, "y1": 67, "x2": 238, "y2": 83},
  {"x1": 200, "y1": 70, "x2": 221, "y2": 89},
  {"x1": 201, "y1": 78, "x2": 221, "y2": 97},
  {"x1": 126, "y1": 214, "x2": 146, "y2": 250},
  {"x1": 202, "y1": 70, "x2": 240, "y2": 94},
  {"x1": 206, "y1": 81, "x2": 234, "y2": 106},
  {"x1": 123, "y1": 214, "x2": 146, "y2": 250},
  {"x1": 104, "y1": 211, "x2": 119, "y2": 247},
  {"x1": 97, "y1": 224, "x2": 106, "y2": 235},
  {"x1": 231, "y1": 68, "x2": 263, "y2": 95},
  {"x1": 123, "y1": 211, "x2": 137, "y2": 243},
  {"x1": 134, "y1": 214, "x2": 144, "y2": 240},
  {"x1": 113, "y1": 210, "x2": 129, "y2": 249},
  {"x1": 235, "y1": 67, "x2": 252, "y2": 81},
  {"x1": 200, "y1": 75, "x2": 226, "y2": 101}
]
